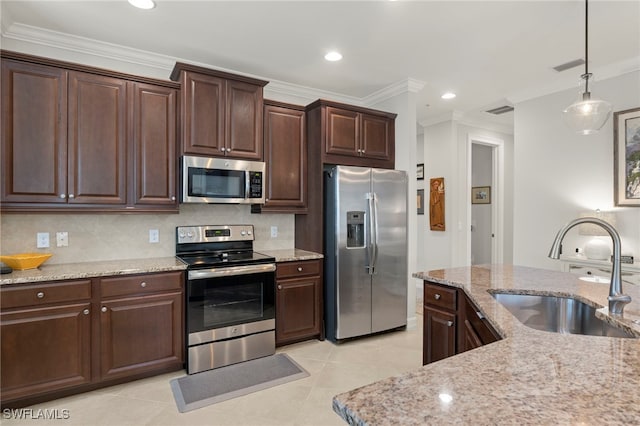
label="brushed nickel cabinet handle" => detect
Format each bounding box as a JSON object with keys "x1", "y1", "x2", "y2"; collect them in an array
[
  {"x1": 476, "y1": 311, "x2": 485, "y2": 320},
  {"x1": 83, "y1": 309, "x2": 90, "y2": 315},
  {"x1": 36, "y1": 292, "x2": 45, "y2": 299},
  {"x1": 101, "y1": 306, "x2": 107, "y2": 313},
  {"x1": 297, "y1": 267, "x2": 303, "y2": 272},
  {"x1": 60, "y1": 194, "x2": 66, "y2": 199},
  {"x1": 278, "y1": 285, "x2": 282, "y2": 290},
  {"x1": 140, "y1": 282, "x2": 147, "y2": 288},
  {"x1": 446, "y1": 321, "x2": 454, "y2": 327},
  {"x1": 434, "y1": 294, "x2": 441, "y2": 300}
]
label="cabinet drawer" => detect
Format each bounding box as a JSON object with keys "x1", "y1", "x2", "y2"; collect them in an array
[
  {"x1": 276, "y1": 260, "x2": 321, "y2": 279},
  {"x1": 1, "y1": 280, "x2": 91, "y2": 309},
  {"x1": 100, "y1": 271, "x2": 183, "y2": 298},
  {"x1": 424, "y1": 282, "x2": 457, "y2": 311}
]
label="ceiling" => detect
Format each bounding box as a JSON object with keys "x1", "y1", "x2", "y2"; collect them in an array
[{"x1": 2, "y1": 1, "x2": 639, "y2": 131}]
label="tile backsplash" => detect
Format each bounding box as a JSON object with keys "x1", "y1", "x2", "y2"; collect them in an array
[{"x1": 0, "y1": 204, "x2": 295, "y2": 264}]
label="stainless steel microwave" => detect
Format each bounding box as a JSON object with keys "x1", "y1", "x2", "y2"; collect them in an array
[{"x1": 181, "y1": 155, "x2": 265, "y2": 204}]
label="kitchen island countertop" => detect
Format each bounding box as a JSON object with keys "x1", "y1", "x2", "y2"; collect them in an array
[{"x1": 333, "y1": 264, "x2": 640, "y2": 425}]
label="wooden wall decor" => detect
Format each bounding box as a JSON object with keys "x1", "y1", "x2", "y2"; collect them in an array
[{"x1": 429, "y1": 177, "x2": 445, "y2": 231}]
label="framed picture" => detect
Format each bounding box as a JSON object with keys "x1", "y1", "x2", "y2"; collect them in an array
[
  {"x1": 429, "y1": 177, "x2": 445, "y2": 231},
  {"x1": 417, "y1": 163, "x2": 424, "y2": 180},
  {"x1": 471, "y1": 186, "x2": 491, "y2": 204},
  {"x1": 614, "y1": 107, "x2": 640, "y2": 207},
  {"x1": 417, "y1": 189, "x2": 424, "y2": 214}
]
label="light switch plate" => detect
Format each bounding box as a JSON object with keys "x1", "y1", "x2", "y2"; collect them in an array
[
  {"x1": 149, "y1": 229, "x2": 159, "y2": 243},
  {"x1": 56, "y1": 232, "x2": 68, "y2": 247},
  {"x1": 271, "y1": 226, "x2": 278, "y2": 238},
  {"x1": 37, "y1": 232, "x2": 50, "y2": 248}
]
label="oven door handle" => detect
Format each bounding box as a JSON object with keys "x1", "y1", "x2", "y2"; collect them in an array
[{"x1": 188, "y1": 263, "x2": 276, "y2": 280}]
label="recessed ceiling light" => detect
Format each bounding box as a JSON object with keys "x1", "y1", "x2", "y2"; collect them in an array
[
  {"x1": 128, "y1": 0, "x2": 155, "y2": 10},
  {"x1": 324, "y1": 51, "x2": 343, "y2": 62},
  {"x1": 441, "y1": 92, "x2": 456, "y2": 100}
]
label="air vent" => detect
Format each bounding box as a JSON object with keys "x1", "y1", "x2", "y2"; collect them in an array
[
  {"x1": 486, "y1": 105, "x2": 514, "y2": 115},
  {"x1": 553, "y1": 58, "x2": 585, "y2": 72}
]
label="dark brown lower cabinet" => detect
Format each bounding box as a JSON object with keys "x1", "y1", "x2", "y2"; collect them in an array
[
  {"x1": 100, "y1": 291, "x2": 183, "y2": 380},
  {"x1": 275, "y1": 259, "x2": 322, "y2": 346},
  {"x1": 423, "y1": 280, "x2": 500, "y2": 365},
  {"x1": 423, "y1": 307, "x2": 456, "y2": 364},
  {"x1": 0, "y1": 271, "x2": 184, "y2": 408},
  {"x1": 0, "y1": 302, "x2": 92, "y2": 402}
]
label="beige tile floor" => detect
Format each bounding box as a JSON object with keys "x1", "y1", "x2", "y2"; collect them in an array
[{"x1": 3, "y1": 319, "x2": 423, "y2": 426}]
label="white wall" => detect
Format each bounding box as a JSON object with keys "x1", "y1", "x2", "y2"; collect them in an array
[
  {"x1": 419, "y1": 119, "x2": 514, "y2": 270},
  {"x1": 513, "y1": 70, "x2": 640, "y2": 269}
]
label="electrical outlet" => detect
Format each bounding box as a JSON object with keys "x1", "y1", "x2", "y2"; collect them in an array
[
  {"x1": 37, "y1": 232, "x2": 50, "y2": 248},
  {"x1": 149, "y1": 229, "x2": 159, "y2": 243},
  {"x1": 56, "y1": 232, "x2": 68, "y2": 247},
  {"x1": 271, "y1": 226, "x2": 278, "y2": 238}
]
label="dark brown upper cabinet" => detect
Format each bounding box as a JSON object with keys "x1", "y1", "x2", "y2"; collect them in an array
[
  {"x1": 170, "y1": 62, "x2": 268, "y2": 160},
  {"x1": 0, "y1": 51, "x2": 179, "y2": 213},
  {"x1": 306, "y1": 99, "x2": 396, "y2": 169},
  {"x1": 260, "y1": 100, "x2": 307, "y2": 213}
]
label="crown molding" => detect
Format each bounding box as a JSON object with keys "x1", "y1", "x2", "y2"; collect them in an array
[
  {"x1": 362, "y1": 78, "x2": 426, "y2": 107},
  {"x1": 264, "y1": 80, "x2": 361, "y2": 106},
  {"x1": 419, "y1": 110, "x2": 513, "y2": 135}
]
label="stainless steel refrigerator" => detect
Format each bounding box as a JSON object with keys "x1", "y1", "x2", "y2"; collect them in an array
[{"x1": 324, "y1": 165, "x2": 408, "y2": 341}]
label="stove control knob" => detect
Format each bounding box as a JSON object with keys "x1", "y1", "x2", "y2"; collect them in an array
[
  {"x1": 241, "y1": 230, "x2": 246, "y2": 236},
  {"x1": 179, "y1": 232, "x2": 185, "y2": 238},
  {"x1": 187, "y1": 232, "x2": 194, "y2": 238}
]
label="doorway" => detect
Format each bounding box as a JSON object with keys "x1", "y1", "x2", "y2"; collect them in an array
[{"x1": 467, "y1": 135, "x2": 504, "y2": 265}]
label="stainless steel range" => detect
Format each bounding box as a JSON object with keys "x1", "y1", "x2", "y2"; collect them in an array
[{"x1": 176, "y1": 225, "x2": 276, "y2": 375}]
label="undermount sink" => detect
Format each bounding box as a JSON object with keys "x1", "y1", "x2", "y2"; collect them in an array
[{"x1": 492, "y1": 292, "x2": 636, "y2": 338}]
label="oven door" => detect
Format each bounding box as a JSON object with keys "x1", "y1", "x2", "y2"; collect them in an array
[{"x1": 186, "y1": 263, "x2": 275, "y2": 343}]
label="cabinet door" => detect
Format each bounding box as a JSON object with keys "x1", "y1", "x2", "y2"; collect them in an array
[
  {"x1": 99, "y1": 291, "x2": 183, "y2": 381},
  {"x1": 262, "y1": 103, "x2": 306, "y2": 212},
  {"x1": 1, "y1": 59, "x2": 68, "y2": 204},
  {"x1": 276, "y1": 276, "x2": 320, "y2": 345},
  {"x1": 1, "y1": 303, "x2": 92, "y2": 402},
  {"x1": 423, "y1": 307, "x2": 456, "y2": 365},
  {"x1": 462, "y1": 319, "x2": 483, "y2": 352},
  {"x1": 325, "y1": 107, "x2": 360, "y2": 157},
  {"x1": 68, "y1": 71, "x2": 127, "y2": 204},
  {"x1": 181, "y1": 71, "x2": 225, "y2": 156},
  {"x1": 225, "y1": 80, "x2": 263, "y2": 160},
  {"x1": 131, "y1": 82, "x2": 178, "y2": 208},
  {"x1": 361, "y1": 113, "x2": 393, "y2": 162}
]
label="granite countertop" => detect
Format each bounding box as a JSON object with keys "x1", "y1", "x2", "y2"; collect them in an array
[
  {"x1": 333, "y1": 265, "x2": 640, "y2": 425},
  {"x1": 0, "y1": 257, "x2": 187, "y2": 286},
  {"x1": 259, "y1": 248, "x2": 323, "y2": 263}
]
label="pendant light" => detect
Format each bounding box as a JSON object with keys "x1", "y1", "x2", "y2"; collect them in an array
[{"x1": 562, "y1": 0, "x2": 612, "y2": 135}]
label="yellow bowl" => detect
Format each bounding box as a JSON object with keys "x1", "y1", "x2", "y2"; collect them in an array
[{"x1": 0, "y1": 253, "x2": 53, "y2": 270}]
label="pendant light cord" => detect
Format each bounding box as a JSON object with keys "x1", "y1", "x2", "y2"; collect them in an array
[{"x1": 584, "y1": 0, "x2": 590, "y2": 94}]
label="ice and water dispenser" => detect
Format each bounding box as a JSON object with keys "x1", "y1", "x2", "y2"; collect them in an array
[{"x1": 346, "y1": 211, "x2": 365, "y2": 248}]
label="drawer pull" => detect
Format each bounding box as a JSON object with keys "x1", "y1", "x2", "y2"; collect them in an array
[
  {"x1": 446, "y1": 321, "x2": 454, "y2": 327},
  {"x1": 36, "y1": 292, "x2": 45, "y2": 299},
  {"x1": 83, "y1": 309, "x2": 90, "y2": 315},
  {"x1": 278, "y1": 285, "x2": 282, "y2": 290},
  {"x1": 140, "y1": 282, "x2": 147, "y2": 288},
  {"x1": 101, "y1": 306, "x2": 107, "y2": 313},
  {"x1": 434, "y1": 294, "x2": 441, "y2": 300},
  {"x1": 476, "y1": 311, "x2": 485, "y2": 320},
  {"x1": 297, "y1": 267, "x2": 303, "y2": 272}
]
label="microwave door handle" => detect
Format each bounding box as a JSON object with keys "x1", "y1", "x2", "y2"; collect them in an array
[{"x1": 245, "y1": 170, "x2": 251, "y2": 200}]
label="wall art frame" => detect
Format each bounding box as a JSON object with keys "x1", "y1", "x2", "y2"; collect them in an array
[
  {"x1": 471, "y1": 186, "x2": 491, "y2": 204},
  {"x1": 614, "y1": 107, "x2": 640, "y2": 207}
]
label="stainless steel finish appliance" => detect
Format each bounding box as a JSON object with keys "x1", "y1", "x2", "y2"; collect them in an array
[
  {"x1": 324, "y1": 165, "x2": 408, "y2": 341},
  {"x1": 181, "y1": 155, "x2": 266, "y2": 204},
  {"x1": 176, "y1": 225, "x2": 276, "y2": 374}
]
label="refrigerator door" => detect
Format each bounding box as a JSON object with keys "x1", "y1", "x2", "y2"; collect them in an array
[
  {"x1": 330, "y1": 166, "x2": 374, "y2": 340},
  {"x1": 371, "y1": 168, "x2": 408, "y2": 333}
]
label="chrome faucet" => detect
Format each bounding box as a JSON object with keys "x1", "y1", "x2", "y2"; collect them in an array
[{"x1": 548, "y1": 217, "x2": 631, "y2": 315}]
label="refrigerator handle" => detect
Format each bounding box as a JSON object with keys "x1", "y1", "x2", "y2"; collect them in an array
[
  {"x1": 366, "y1": 193, "x2": 375, "y2": 275},
  {"x1": 371, "y1": 192, "x2": 379, "y2": 274}
]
